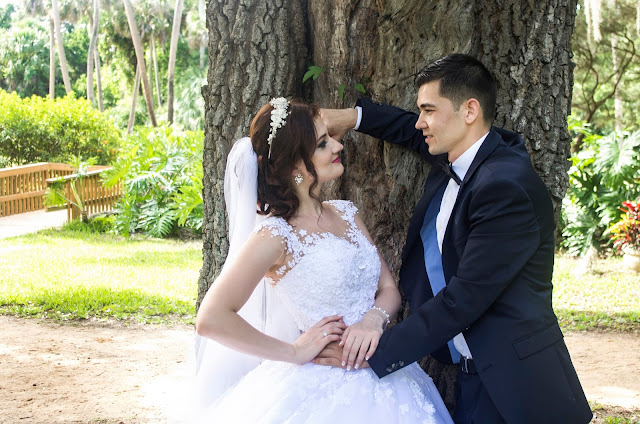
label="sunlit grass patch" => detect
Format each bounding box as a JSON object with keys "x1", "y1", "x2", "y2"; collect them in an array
[
  {"x1": 0, "y1": 227, "x2": 201, "y2": 324},
  {"x1": 553, "y1": 255, "x2": 640, "y2": 332}
]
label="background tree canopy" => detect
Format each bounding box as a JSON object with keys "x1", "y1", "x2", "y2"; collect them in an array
[{"x1": 0, "y1": 0, "x2": 207, "y2": 131}]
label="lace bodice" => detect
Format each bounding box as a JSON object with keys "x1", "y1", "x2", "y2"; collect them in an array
[{"x1": 253, "y1": 200, "x2": 381, "y2": 331}]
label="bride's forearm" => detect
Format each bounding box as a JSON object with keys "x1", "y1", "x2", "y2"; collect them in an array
[{"x1": 196, "y1": 309, "x2": 296, "y2": 363}]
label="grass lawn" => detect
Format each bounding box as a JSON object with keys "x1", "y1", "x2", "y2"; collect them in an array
[
  {"x1": 1, "y1": 226, "x2": 639, "y2": 333},
  {"x1": 0, "y1": 227, "x2": 201, "y2": 324},
  {"x1": 553, "y1": 255, "x2": 640, "y2": 332}
]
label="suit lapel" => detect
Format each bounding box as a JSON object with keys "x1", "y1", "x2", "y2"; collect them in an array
[{"x1": 460, "y1": 127, "x2": 501, "y2": 185}]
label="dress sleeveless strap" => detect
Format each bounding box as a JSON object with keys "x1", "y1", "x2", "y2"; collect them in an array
[
  {"x1": 325, "y1": 200, "x2": 358, "y2": 227},
  {"x1": 253, "y1": 216, "x2": 303, "y2": 284}
]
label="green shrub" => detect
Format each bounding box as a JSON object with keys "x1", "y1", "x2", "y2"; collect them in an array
[
  {"x1": 561, "y1": 117, "x2": 640, "y2": 255},
  {"x1": 63, "y1": 215, "x2": 115, "y2": 234},
  {"x1": 0, "y1": 89, "x2": 122, "y2": 165},
  {"x1": 103, "y1": 125, "x2": 203, "y2": 237}
]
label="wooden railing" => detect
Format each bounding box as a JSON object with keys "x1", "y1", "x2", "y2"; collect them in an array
[
  {"x1": 0, "y1": 163, "x2": 76, "y2": 217},
  {"x1": 0, "y1": 163, "x2": 121, "y2": 220},
  {"x1": 45, "y1": 168, "x2": 121, "y2": 221}
]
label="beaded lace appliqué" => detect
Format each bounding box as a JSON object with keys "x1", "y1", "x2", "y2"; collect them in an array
[{"x1": 252, "y1": 200, "x2": 381, "y2": 330}]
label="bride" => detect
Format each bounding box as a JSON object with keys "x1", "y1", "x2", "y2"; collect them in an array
[{"x1": 193, "y1": 98, "x2": 453, "y2": 423}]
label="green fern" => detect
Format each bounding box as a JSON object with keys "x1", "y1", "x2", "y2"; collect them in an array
[
  {"x1": 562, "y1": 121, "x2": 640, "y2": 255},
  {"x1": 107, "y1": 125, "x2": 203, "y2": 237}
]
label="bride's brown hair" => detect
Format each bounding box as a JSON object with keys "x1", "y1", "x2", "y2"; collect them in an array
[{"x1": 251, "y1": 100, "x2": 321, "y2": 220}]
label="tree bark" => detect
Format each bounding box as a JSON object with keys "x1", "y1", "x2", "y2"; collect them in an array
[
  {"x1": 469, "y1": 0, "x2": 576, "y2": 224},
  {"x1": 49, "y1": 15, "x2": 55, "y2": 99},
  {"x1": 200, "y1": 0, "x2": 578, "y2": 413},
  {"x1": 167, "y1": 0, "x2": 184, "y2": 124},
  {"x1": 122, "y1": 0, "x2": 157, "y2": 126},
  {"x1": 51, "y1": 0, "x2": 72, "y2": 94}
]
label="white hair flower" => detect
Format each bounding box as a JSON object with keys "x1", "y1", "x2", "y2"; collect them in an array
[{"x1": 267, "y1": 97, "x2": 290, "y2": 159}]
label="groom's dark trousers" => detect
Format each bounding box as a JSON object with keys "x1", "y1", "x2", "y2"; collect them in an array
[{"x1": 357, "y1": 98, "x2": 592, "y2": 424}]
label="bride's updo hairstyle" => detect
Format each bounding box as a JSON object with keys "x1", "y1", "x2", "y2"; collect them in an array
[{"x1": 251, "y1": 100, "x2": 321, "y2": 220}]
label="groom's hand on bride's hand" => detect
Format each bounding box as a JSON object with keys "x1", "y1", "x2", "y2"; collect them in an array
[
  {"x1": 320, "y1": 108, "x2": 358, "y2": 142},
  {"x1": 313, "y1": 342, "x2": 370, "y2": 369}
]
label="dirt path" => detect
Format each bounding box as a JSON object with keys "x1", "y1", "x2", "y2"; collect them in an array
[{"x1": 0, "y1": 316, "x2": 638, "y2": 424}]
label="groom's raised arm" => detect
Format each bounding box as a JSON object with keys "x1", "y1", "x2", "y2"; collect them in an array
[{"x1": 322, "y1": 97, "x2": 434, "y2": 161}]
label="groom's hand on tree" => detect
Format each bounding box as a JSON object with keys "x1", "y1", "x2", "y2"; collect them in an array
[{"x1": 320, "y1": 108, "x2": 358, "y2": 142}]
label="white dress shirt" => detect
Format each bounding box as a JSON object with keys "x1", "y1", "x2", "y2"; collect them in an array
[{"x1": 439, "y1": 133, "x2": 488, "y2": 359}]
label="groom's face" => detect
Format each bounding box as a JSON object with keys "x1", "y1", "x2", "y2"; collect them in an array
[{"x1": 415, "y1": 81, "x2": 468, "y2": 159}]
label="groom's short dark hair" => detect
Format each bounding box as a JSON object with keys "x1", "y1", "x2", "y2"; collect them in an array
[{"x1": 415, "y1": 54, "x2": 497, "y2": 124}]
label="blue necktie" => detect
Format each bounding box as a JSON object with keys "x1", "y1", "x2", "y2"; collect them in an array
[{"x1": 420, "y1": 180, "x2": 461, "y2": 364}]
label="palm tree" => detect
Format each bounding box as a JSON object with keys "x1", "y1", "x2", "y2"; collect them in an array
[
  {"x1": 150, "y1": 32, "x2": 162, "y2": 107},
  {"x1": 49, "y1": 15, "x2": 55, "y2": 99},
  {"x1": 86, "y1": 0, "x2": 100, "y2": 106},
  {"x1": 50, "y1": 0, "x2": 72, "y2": 94},
  {"x1": 127, "y1": 64, "x2": 141, "y2": 134},
  {"x1": 167, "y1": 0, "x2": 183, "y2": 124},
  {"x1": 122, "y1": 0, "x2": 157, "y2": 126}
]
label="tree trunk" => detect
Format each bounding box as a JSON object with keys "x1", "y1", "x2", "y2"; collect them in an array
[
  {"x1": 51, "y1": 0, "x2": 72, "y2": 94},
  {"x1": 86, "y1": 0, "x2": 100, "y2": 105},
  {"x1": 49, "y1": 15, "x2": 55, "y2": 99},
  {"x1": 167, "y1": 0, "x2": 184, "y2": 124},
  {"x1": 94, "y1": 48, "x2": 104, "y2": 112},
  {"x1": 122, "y1": 0, "x2": 157, "y2": 126},
  {"x1": 470, "y1": 0, "x2": 576, "y2": 224},
  {"x1": 200, "y1": 0, "x2": 577, "y2": 413},
  {"x1": 147, "y1": 46, "x2": 154, "y2": 109},
  {"x1": 127, "y1": 64, "x2": 141, "y2": 134},
  {"x1": 611, "y1": 34, "x2": 623, "y2": 132},
  {"x1": 151, "y1": 34, "x2": 162, "y2": 107}
]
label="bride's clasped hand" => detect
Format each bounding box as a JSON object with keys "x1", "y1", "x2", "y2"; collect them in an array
[{"x1": 289, "y1": 315, "x2": 344, "y2": 365}]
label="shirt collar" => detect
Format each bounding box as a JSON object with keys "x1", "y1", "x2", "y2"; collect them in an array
[{"x1": 451, "y1": 132, "x2": 489, "y2": 181}]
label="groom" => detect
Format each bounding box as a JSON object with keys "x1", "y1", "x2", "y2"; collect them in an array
[{"x1": 316, "y1": 54, "x2": 592, "y2": 423}]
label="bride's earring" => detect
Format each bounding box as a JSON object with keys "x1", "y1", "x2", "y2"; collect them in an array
[{"x1": 294, "y1": 173, "x2": 303, "y2": 185}]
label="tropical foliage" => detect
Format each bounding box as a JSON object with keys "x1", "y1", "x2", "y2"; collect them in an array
[
  {"x1": 103, "y1": 125, "x2": 203, "y2": 237},
  {"x1": 0, "y1": 0, "x2": 207, "y2": 131},
  {"x1": 561, "y1": 118, "x2": 640, "y2": 255},
  {"x1": 608, "y1": 199, "x2": 640, "y2": 251}
]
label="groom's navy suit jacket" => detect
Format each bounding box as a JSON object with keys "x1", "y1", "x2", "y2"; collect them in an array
[{"x1": 359, "y1": 98, "x2": 592, "y2": 424}]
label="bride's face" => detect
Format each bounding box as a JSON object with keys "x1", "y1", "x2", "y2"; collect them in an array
[{"x1": 307, "y1": 116, "x2": 344, "y2": 184}]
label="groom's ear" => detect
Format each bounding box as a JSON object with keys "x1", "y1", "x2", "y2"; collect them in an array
[{"x1": 463, "y1": 98, "x2": 481, "y2": 125}]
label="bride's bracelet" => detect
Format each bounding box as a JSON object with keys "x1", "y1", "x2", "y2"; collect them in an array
[{"x1": 369, "y1": 306, "x2": 391, "y2": 329}]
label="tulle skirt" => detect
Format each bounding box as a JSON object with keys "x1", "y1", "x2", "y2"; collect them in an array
[{"x1": 194, "y1": 360, "x2": 454, "y2": 424}]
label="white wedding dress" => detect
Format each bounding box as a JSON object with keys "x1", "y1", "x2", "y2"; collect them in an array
[{"x1": 195, "y1": 200, "x2": 453, "y2": 424}]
